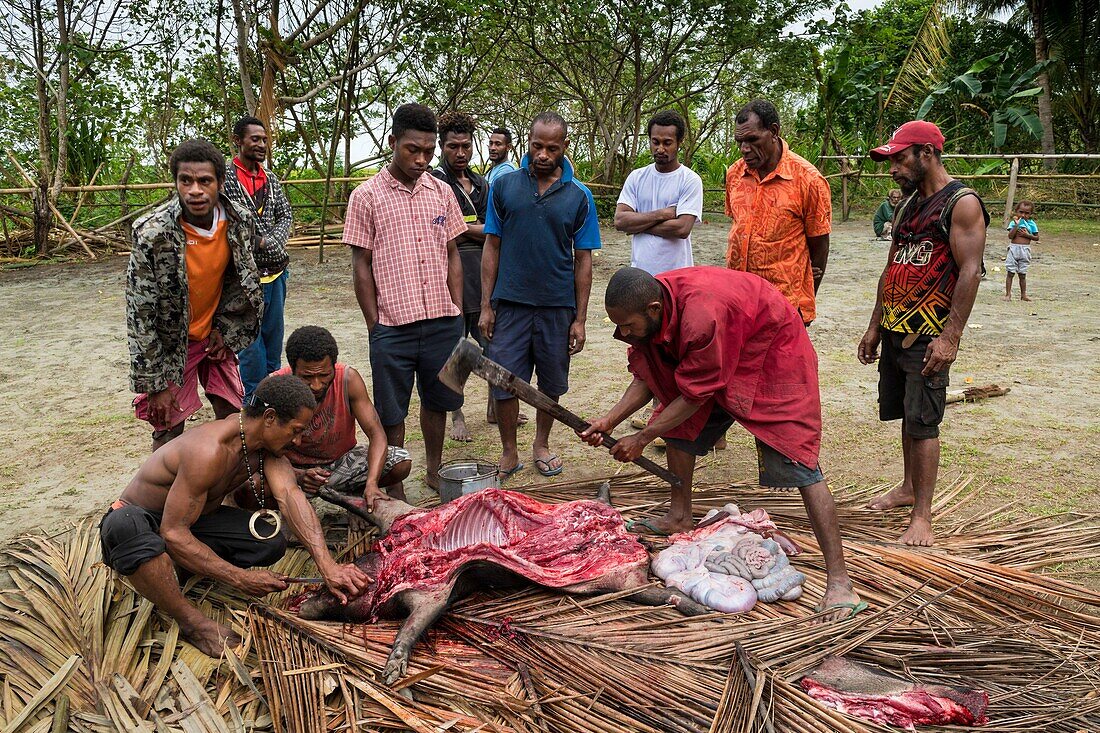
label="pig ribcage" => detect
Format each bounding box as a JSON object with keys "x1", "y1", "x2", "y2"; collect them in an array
[{"x1": 296, "y1": 488, "x2": 652, "y2": 623}]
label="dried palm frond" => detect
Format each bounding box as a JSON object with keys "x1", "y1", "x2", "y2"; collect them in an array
[{"x1": 2, "y1": 476, "x2": 1099, "y2": 732}]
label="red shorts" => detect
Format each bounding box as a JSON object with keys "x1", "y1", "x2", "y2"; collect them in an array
[{"x1": 133, "y1": 336, "x2": 244, "y2": 431}]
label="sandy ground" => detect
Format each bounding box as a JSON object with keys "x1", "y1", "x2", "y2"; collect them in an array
[{"x1": 0, "y1": 216, "x2": 1098, "y2": 547}]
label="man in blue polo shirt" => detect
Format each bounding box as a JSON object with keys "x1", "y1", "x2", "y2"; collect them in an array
[{"x1": 480, "y1": 111, "x2": 601, "y2": 480}]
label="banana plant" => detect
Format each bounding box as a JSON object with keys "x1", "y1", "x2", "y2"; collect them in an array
[{"x1": 918, "y1": 50, "x2": 1049, "y2": 149}]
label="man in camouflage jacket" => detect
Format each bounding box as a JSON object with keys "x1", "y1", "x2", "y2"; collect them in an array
[{"x1": 127, "y1": 139, "x2": 264, "y2": 450}]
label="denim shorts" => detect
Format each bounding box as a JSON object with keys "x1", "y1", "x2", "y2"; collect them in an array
[
  {"x1": 485, "y1": 300, "x2": 574, "y2": 401},
  {"x1": 369, "y1": 315, "x2": 465, "y2": 425}
]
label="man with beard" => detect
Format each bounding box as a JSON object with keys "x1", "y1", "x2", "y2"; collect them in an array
[
  {"x1": 615, "y1": 110, "x2": 704, "y2": 433},
  {"x1": 579, "y1": 266, "x2": 862, "y2": 622},
  {"x1": 225, "y1": 116, "x2": 294, "y2": 400},
  {"x1": 724, "y1": 99, "x2": 831, "y2": 326},
  {"x1": 481, "y1": 111, "x2": 601, "y2": 480},
  {"x1": 486, "y1": 127, "x2": 517, "y2": 185},
  {"x1": 275, "y1": 326, "x2": 411, "y2": 506},
  {"x1": 858, "y1": 121, "x2": 988, "y2": 546},
  {"x1": 100, "y1": 375, "x2": 371, "y2": 657},
  {"x1": 345, "y1": 103, "x2": 467, "y2": 494}
]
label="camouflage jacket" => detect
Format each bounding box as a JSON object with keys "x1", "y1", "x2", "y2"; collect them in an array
[{"x1": 126, "y1": 194, "x2": 264, "y2": 394}]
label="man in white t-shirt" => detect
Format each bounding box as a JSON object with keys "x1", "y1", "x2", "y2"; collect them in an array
[
  {"x1": 614, "y1": 110, "x2": 704, "y2": 275},
  {"x1": 614, "y1": 110, "x2": 706, "y2": 435}
]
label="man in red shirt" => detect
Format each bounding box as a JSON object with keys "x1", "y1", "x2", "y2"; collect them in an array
[{"x1": 581, "y1": 266, "x2": 862, "y2": 621}]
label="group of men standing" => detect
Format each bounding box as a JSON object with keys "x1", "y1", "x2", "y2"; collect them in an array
[{"x1": 106, "y1": 97, "x2": 988, "y2": 655}]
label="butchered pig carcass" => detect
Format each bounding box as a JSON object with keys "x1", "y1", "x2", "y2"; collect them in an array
[{"x1": 294, "y1": 485, "x2": 708, "y2": 683}]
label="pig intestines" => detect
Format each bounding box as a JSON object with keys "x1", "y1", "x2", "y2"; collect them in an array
[{"x1": 652, "y1": 512, "x2": 805, "y2": 613}]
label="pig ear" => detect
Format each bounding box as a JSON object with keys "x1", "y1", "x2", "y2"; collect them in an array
[{"x1": 594, "y1": 482, "x2": 612, "y2": 506}]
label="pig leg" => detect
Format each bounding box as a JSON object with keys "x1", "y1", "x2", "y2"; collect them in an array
[
  {"x1": 595, "y1": 481, "x2": 612, "y2": 505},
  {"x1": 625, "y1": 585, "x2": 711, "y2": 616},
  {"x1": 383, "y1": 588, "x2": 452, "y2": 685}
]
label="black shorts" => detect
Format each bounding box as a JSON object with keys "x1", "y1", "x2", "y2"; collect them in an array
[
  {"x1": 664, "y1": 404, "x2": 736, "y2": 456},
  {"x1": 99, "y1": 503, "x2": 287, "y2": 576},
  {"x1": 368, "y1": 315, "x2": 465, "y2": 424},
  {"x1": 878, "y1": 331, "x2": 950, "y2": 440}
]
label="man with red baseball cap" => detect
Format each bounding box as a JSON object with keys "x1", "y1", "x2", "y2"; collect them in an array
[
  {"x1": 857, "y1": 120, "x2": 989, "y2": 547},
  {"x1": 868, "y1": 120, "x2": 945, "y2": 163}
]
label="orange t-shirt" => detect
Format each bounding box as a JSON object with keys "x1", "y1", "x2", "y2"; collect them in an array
[
  {"x1": 182, "y1": 214, "x2": 230, "y2": 341},
  {"x1": 724, "y1": 143, "x2": 832, "y2": 323}
]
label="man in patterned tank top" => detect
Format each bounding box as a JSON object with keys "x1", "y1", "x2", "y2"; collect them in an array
[
  {"x1": 857, "y1": 121, "x2": 989, "y2": 547},
  {"x1": 274, "y1": 326, "x2": 412, "y2": 510}
]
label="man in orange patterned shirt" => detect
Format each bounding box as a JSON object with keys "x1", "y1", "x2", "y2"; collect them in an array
[{"x1": 725, "y1": 100, "x2": 832, "y2": 325}]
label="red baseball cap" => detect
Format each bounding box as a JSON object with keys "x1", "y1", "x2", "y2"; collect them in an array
[{"x1": 869, "y1": 121, "x2": 945, "y2": 161}]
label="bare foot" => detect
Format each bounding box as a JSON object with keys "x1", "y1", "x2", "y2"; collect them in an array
[
  {"x1": 388, "y1": 482, "x2": 408, "y2": 501},
  {"x1": 714, "y1": 436, "x2": 727, "y2": 451},
  {"x1": 899, "y1": 517, "x2": 935, "y2": 546},
  {"x1": 1021, "y1": 295, "x2": 1032, "y2": 302},
  {"x1": 449, "y1": 413, "x2": 472, "y2": 442},
  {"x1": 866, "y1": 484, "x2": 914, "y2": 510},
  {"x1": 1002, "y1": 295, "x2": 1012, "y2": 301},
  {"x1": 628, "y1": 512, "x2": 692, "y2": 535},
  {"x1": 181, "y1": 620, "x2": 241, "y2": 657},
  {"x1": 813, "y1": 584, "x2": 864, "y2": 624}
]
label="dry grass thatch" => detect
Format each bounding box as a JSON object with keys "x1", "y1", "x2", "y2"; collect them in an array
[{"x1": 1, "y1": 473, "x2": 1099, "y2": 732}]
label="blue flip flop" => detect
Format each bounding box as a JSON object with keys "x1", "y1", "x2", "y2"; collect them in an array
[
  {"x1": 534, "y1": 456, "x2": 563, "y2": 477},
  {"x1": 498, "y1": 463, "x2": 525, "y2": 482}
]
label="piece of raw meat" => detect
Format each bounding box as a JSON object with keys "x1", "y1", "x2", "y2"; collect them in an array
[
  {"x1": 800, "y1": 656, "x2": 989, "y2": 729},
  {"x1": 293, "y1": 485, "x2": 709, "y2": 683}
]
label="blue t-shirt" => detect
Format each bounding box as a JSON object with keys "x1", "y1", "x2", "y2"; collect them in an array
[
  {"x1": 1007, "y1": 218, "x2": 1038, "y2": 236},
  {"x1": 486, "y1": 161, "x2": 517, "y2": 185},
  {"x1": 484, "y1": 156, "x2": 601, "y2": 308}
]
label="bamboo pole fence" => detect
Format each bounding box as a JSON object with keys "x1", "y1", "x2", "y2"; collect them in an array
[
  {"x1": 2, "y1": 151, "x2": 1097, "y2": 261},
  {"x1": 819, "y1": 152, "x2": 1100, "y2": 222}
]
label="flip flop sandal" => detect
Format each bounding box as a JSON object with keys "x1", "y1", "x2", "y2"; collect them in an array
[
  {"x1": 814, "y1": 600, "x2": 869, "y2": 620},
  {"x1": 534, "y1": 456, "x2": 563, "y2": 477},
  {"x1": 625, "y1": 518, "x2": 672, "y2": 536},
  {"x1": 498, "y1": 463, "x2": 525, "y2": 482}
]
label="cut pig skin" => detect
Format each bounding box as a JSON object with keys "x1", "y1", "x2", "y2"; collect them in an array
[{"x1": 800, "y1": 656, "x2": 989, "y2": 729}]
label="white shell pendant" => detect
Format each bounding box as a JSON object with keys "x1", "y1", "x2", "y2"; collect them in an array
[{"x1": 249, "y1": 508, "x2": 282, "y2": 540}]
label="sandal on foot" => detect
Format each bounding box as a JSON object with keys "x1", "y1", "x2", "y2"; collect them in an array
[
  {"x1": 498, "y1": 463, "x2": 525, "y2": 482},
  {"x1": 814, "y1": 600, "x2": 869, "y2": 620},
  {"x1": 625, "y1": 518, "x2": 672, "y2": 536},
  {"x1": 534, "y1": 456, "x2": 563, "y2": 477}
]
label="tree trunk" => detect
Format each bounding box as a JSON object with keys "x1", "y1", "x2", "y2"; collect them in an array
[
  {"x1": 1031, "y1": 0, "x2": 1056, "y2": 170},
  {"x1": 31, "y1": 0, "x2": 52, "y2": 254},
  {"x1": 232, "y1": 0, "x2": 259, "y2": 113}
]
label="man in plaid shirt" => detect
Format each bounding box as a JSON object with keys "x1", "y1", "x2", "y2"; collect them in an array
[{"x1": 344, "y1": 103, "x2": 467, "y2": 498}]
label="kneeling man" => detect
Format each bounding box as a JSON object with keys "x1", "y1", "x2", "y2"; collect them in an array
[
  {"x1": 100, "y1": 374, "x2": 370, "y2": 655},
  {"x1": 581, "y1": 266, "x2": 861, "y2": 620},
  {"x1": 275, "y1": 325, "x2": 412, "y2": 507}
]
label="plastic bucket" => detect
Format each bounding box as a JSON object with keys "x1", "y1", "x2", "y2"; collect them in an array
[{"x1": 437, "y1": 459, "x2": 499, "y2": 503}]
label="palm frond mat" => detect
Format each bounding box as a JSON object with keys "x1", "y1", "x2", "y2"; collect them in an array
[{"x1": 2, "y1": 473, "x2": 1099, "y2": 732}]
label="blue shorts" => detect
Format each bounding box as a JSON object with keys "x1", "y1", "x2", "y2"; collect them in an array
[
  {"x1": 369, "y1": 315, "x2": 465, "y2": 425},
  {"x1": 485, "y1": 301, "x2": 574, "y2": 401}
]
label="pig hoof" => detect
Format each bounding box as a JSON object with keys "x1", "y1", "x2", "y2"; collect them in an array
[{"x1": 383, "y1": 649, "x2": 409, "y2": 686}]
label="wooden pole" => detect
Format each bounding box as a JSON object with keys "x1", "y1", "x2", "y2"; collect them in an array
[
  {"x1": 840, "y1": 157, "x2": 850, "y2": 222},
  {"x1": 1004, "y1": 157, "x2": 1020, "y2": 226},
  {"x1": 6, "y1": 151, "x2": 96, "y2": 259}
]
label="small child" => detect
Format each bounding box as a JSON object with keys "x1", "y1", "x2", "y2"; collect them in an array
[{"x1": 1004, "y1": 200, "x2": 1038, "y2": 301}]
